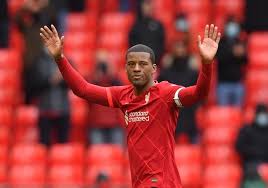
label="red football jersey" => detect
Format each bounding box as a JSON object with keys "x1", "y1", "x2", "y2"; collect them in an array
[
  {"x1": 56, "y1": 57, "x2": 211, "y2": 188},
  {"x1": 108, "y1": 81, "x2": 183, "y2": 188}
]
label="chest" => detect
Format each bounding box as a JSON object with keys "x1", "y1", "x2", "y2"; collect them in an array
[{"x1": 120, "y1": 91, "x2": 165, "y2": 128}]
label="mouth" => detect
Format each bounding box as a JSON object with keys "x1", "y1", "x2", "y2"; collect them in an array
[{"x1": 132, "y1": 75, "x2": 142, "y2": 80}]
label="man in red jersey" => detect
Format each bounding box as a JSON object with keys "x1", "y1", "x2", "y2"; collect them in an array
[{"x1": 40, "y1": 24, "x2": 221, "y2": 188}]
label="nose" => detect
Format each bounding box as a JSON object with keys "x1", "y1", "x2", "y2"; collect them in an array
[{"x1": 134, "y1": 63, "x2": 141, "y2": 72}]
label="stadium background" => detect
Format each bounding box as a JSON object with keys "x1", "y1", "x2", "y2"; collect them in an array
[{"x1": 1, "y1": 0, "x2": 268, "y2": 187}]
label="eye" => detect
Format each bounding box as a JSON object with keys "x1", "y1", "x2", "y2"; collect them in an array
[
  {"x1": 127, "y1": 61, "x2": 135, "y2": 67},
  {"x1": 140, "y1": 61, "x2": 148, "y2": 66}
]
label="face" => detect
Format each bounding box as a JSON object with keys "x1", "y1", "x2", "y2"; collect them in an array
[
  {"x1": 142, "y1": 0, "x2": 153, "y2": 17},
  {"x1": 173, "y1": 41, "x2": 187, "y2": 57},
  {"x1": 126, "y1": 52, "x2": 156, "y2": 88}
]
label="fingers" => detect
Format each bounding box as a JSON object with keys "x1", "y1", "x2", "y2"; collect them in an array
[
  {"x1": 44, "y1": 25, "x2": 53, "y2": 37},
  {"x1": 51, "y1": 24, "x2": 59, "y2": 37},
  {"x1": 216, "y1": 32, "x2": 221, "y2": 44},
  {"x1": 204, "y1": 24, "x2": 221, "y2": 43},
  {"x1": 204, "y1": 24, "x2": 209, "y2": 38},
  {"x1": 209, "y1": 24, "x2": 214, "y2": 38},
  {"x1": 197, "y1": 35, "x2": 201, "y2": 48},
  {"x1": 40, "y1": 33, "x2": 47, "y2": 43},
  {"x1": 60, "y1": 36, "x2": 64, "y2": 46},
  {"x1": 40, "y1": 27, "x2": 50, "y2": 39},
  {"x1": 212, "y1": 26, "x2": 218, "y2": 40}
]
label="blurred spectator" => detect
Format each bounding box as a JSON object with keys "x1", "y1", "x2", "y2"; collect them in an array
[
  {"x1": 129, "y1": 0, "x2": 165, "y2": 65},
  {"x1": 158, "y1": 40, "x2": 199, "y2": 143},
  {"x1": 236, "y1": 104, "x2": 268, "y2": 188},
  {"x1": 88, "y1": 50, "x2": 124, "y2": 146},
  {"x1": 15, "y1": 0, "x2": 58, "y2": 104},
  {"x1": 93, "y1": 172, "x2": 111, "y2": 188},
  {"x1": 67, "y1": 0, "x2": 85, "y2": 12},
  {"x1": 0, "y1": 0, "x2": 9, "y2": 48},
  {"x1": 120, "y1": 0, "x2": 131, "y2": 12},
  {"x1": 245, "y1": 0, "x2": 268, "y2": 32},
  {"x1": 30, "y1": 50, "x2": 70, "y2": 146},
  {"x1": 216, "y1": 18, "x2": 247, "y2": 107},
  {"x1": 50, "y1": 0, "x2": 68, "y2": 35},
  {"x1": 170, "y1": 14, "x2": 190, "y2": 48}
]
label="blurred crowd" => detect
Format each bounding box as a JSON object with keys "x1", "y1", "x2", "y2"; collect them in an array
[{"x1": 1, "y1": 0, "x2": 268, "y2": 187}]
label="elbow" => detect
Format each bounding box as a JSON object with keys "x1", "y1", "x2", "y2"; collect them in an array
[{"x1": 72, "y1": 88, "x2": 86, "y2": 98}]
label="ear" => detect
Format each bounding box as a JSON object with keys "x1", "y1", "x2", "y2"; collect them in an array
[
  {"x1": 152, "y1": 64, "x2": 157, "y2": 73},
  {"x1": 125, "y1": 63, "x2": 127, "y2": 73}
]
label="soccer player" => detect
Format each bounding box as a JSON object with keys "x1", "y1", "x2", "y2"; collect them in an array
[{"x1": 40, "y1": 24, "x2": 221, "y2": 188}]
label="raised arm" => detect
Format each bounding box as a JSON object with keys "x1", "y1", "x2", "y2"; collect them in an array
[
  {"x1": 178, "y1": 24, "x2": 221, "y2": 106},
  {"x1": 40, "y1": 25, "x2": 110, "y2": 106}
]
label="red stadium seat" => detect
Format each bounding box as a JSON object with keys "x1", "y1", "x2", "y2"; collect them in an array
[
  {"x1": 65, "y1": 50, "x2": 95, "y2": 77},
  {"x1": 0, "y1": 89, "x2": 17, "y2": 106},
  {"x1": 178, "y1": 164, "x2": 202, "y2": 188},
  {"x1": 66, "y1": 13, "x2": 97, "y2": 32},
  {"x1": 87, "y1": 144, "x2": 124, "y2": 166},
  {"x1": 187, "y1": 13, "x2": 210, "y2": 44},
  {"x1": 14, "y1": 106, "x2": 39, "y2": 127},
  {"x1": 100, "y1": 13, "x2": 134, "y2": 33},
  {"x1": 0, "y1": 70, "x2": 20, "y2": 90},
  {"x1": 204, "y1": 164, "x2": 242, "y2": 186},
  {"x1": 9, "y1": 165, "x2": 46, "y2": 187},
  {"x1": 153, "y1": 0, "x2": 175, "y2": 15},
  {"x1": 86, "y1": 0, "x2": 119, "y2": 13},
  {"x1": 107, "y1": 50, "x2": 126, "y2": 69},
  {"x1": 0, "y1": 165, "x2": 7, "y2": 184},
  {"x1": 10, "y1": 144, "x2": 47, "y2": 165},
  {"x1": 86, "y1": 165, "x2": 123, "y2": 186},
  {"x1": 86, "y1": 0, "x2": 99, "y2": 13},
  {"x1": 98, "y1": 32, "x2": 128, "y2": 51},
  {"x1": 176, "y1": 0, "x2": 211, "y2": 15},
  {"x1": 174, "y1": 145, "x2": 201, "y2": 166},
  {"x1": 214, "y1": 0, "x2": 245, "y2": 21},
  {"x1": 13, "y1": 126, "x2": 39, "y2": 144},
  {"x1": 64, "y1": 32, "x2": 96, "y2": 51},
  {"x1": 48, "y1": 165, "x2": 84, "y2": 187},
  {"x1": 0, "y1": 49, "x2": 21, "y2": 72},
  {"x1": 204, "y1": 146, "x2": 240, "y2": 165},
  {"x1": 0, "y1": 107, "x2": 13, "y2": 127},
  {"x1": 204, "y1": 183, "x2": 240, "y2": 188},
  {"x1": 0, "y1": 146, "x2": 8, "y2": 164},
  {"x1": 203, "y1": 127, "x2": 239, "y2": 146},
  {"x1": 8, "y1": 0, "x2": 24, "y2": 16},
  {"x1": 0, "y1": 127, "x2": 9, "y2": 145},
  {"x1": 69, "y1": 91, "x2": 89, "y2": 128},
  {"x1": 246, "y1": 69, "x2": 268, "y2": 84},
  {"x1": 102, "y1": 0, "x2": 119, "y2": 13},
  {"x1": 248, "y1": 50, "x2": 268, "y2": 69},
  {"x1": 49, "y1": 143, "x2": 85, "y2": 165},
  {"x1": 258, "y1": 163, "x2": 268, "y2": 183},
  {"x1": 245, "y1": 83, "x2": 268, "y2": 107},
  {"x1": 248, "y1": 32, "x2": 268, "y2": 52},
  {"x1": 197, "y1": 106, "x2": 242, "y2": 129},
  {"x1": 9, "y1": 26, "x2": 24, "y2": 52}
]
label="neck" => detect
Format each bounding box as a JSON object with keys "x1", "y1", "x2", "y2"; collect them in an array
[{"x1": 134, "y1": 80, "x2": 155, "y2": 96}]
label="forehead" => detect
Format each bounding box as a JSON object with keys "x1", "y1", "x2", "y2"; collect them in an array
[{"x1": 127, "y1": 52, "x2": 151, "y2": 62}]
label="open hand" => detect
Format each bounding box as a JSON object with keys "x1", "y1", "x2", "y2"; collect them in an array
[
  {"x1": 40, "y1": 25, "x2": 64, "y2": 61},
  {"x1": 198, "y1": 24, "x2": 221, "y2": 64}
]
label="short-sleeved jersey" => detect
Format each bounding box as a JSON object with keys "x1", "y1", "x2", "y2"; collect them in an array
[{"x1": 108, "y1": 81, "x2": 183, "y2": 188}]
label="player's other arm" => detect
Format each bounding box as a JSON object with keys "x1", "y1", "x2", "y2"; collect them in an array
[
  {"x1": 177, "y1": 24, "x2": 221, "y2": 107},
  {"x1": 40, "y1": 25, "x2": 112, "y2": 106}
]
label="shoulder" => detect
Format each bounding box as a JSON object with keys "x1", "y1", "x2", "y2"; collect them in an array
[
  {"x1": 157, "y1": 81, "x2": 181, "y2": 89},
  {"x1": 109, "y1": 85, "x2": 133, "y2": 97},
  {"x1": 156, "y1": 81, "x2": 183, "y2": 97}
]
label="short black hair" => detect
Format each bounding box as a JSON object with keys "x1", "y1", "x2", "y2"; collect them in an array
[{"x1": 126, "y1": 44, "x2": 155, "y2": 64}]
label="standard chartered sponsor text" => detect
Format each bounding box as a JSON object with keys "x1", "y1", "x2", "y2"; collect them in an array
[{"x1": 128, "y1": 111, "x2": 149, "y2": 122}]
